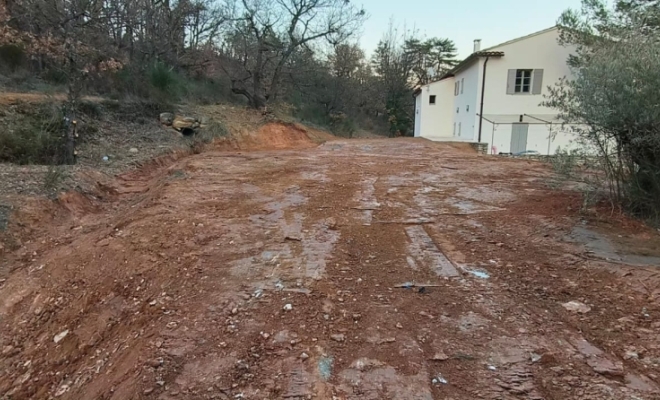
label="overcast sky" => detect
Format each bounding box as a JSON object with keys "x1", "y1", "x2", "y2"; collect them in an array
[{"x1": 356, "y1": 0, "x2": 583, "y2": 58}]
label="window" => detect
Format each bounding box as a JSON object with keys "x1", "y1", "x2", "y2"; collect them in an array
[
  {"x1": 429, "y1": 95, "x2": 436, "y2": 105},
  {"x1": 466, "y1": 105, "x2": 469, "y2": 112},
  {"x1": 515, "y1": 69, "x2": 532, "y2": 93},
  {"x1": 456, "y1": 107, "x2": 459, "y2": 114},
  {"x1": 454, "y1": 82, "x2": 459, "y2": 96},
  {"x1": 461, "y1": 78, "x2": 464, "y2": 94},
  {"x1": 453, "y1": 123, "x2": 456, "y2": 135},
  {"x1": 458, "y1": 122, "x2": 462, "y2": 136},
  {"x1": 507, "y1": 69, "x2": 544, "y2": 95}
]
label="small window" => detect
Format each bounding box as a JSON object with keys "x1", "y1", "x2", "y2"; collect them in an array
[
  {"x1": 458, "y1": 122, "x2": 462, "y2": 136},
  {"x1": 429, "y1": 95, "x2": 436, "y2": 105},
  {"x1": 456, "y1": 107, "x2": 459, "y2": 114},
  {"x1": 454, "y1": 82, "x2": 458, "y2": 96},
  {"x1": 466, "y1": 105, "x2": 469, "y2": 112},
  {"x1": 461, "y1": 78, "x2": 464, "y2": 94},
  {"x1": 515, "y1": 69, "x2": 532, "y2": 93},
  {"x1": 453, "y1": 123, "x2": 456, "y2": 135}
]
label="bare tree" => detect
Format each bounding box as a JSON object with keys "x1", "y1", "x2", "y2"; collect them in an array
[{"x1": 220, "y1": 0, "x2": 367, "y2": 108}]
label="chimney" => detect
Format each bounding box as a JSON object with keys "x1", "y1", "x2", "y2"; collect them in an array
[{"x1": 473, "y1": 39, "x2": 482, "y2": 53}]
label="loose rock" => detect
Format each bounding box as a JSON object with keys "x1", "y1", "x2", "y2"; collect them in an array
[
  {"x1": 330, "y1": 334, "x2": 345, "y2": 342},
  {"x1": 432, "y1": 351, "x2": 449, "y2": 361},
  {"x1": 562, "y1": 301, "x2": 591, "y2": 313},
  {"x1": 54, "y1": 330, "x2": 69, "y2": 344}
]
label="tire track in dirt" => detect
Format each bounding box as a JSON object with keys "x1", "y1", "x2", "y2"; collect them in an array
[{"x1": 1, "y1": 139, "x2": 659, "y2": 399}]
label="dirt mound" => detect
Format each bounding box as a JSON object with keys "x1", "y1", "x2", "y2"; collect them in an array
[{"x1": 217, "y1": 121, "x2": 333, "y2": 151}]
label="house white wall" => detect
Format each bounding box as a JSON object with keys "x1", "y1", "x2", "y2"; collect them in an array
[
  {"x1": 482, "y1": 28, "x2": 574, "y2": 117},
  {"x1": 483, "y1": 120, "x2": 582, "y2": 155},
  {"x1": 414, "y1": 78, "x2": 455, "y2": 139},
  {"x1": 414, "y1": 27, "x2": 582, "y2": 155},
  {"x1": 452, "y1": 62, "x2": 480, "y2": 141},
  {"x1": 474, "y1": 27, "x2": 577, "y2": 154}
]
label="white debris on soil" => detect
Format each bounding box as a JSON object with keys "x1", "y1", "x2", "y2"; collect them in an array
[{"x1": 53, "y1": 330, "x2": 69, "y2": 344}]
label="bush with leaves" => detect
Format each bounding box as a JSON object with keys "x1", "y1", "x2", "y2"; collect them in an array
[{"x1": 547, "y1": 0, "x2": 660, "y2": 220}]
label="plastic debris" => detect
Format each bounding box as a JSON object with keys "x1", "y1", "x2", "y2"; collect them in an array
[
  {"x1": 466, "y1": 269, "x2": 490, "y2": 279},
  {"x1": 487, "y1": 365, "x2": 497, "y2": 371}
]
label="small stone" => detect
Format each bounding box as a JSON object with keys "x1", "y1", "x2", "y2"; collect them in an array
[
  {"x1": 146, "y1": 358, "x2": 163, "y2": 368},
  {"x1": 419, "y1": 311, "x2": 435, "y2": 319},
  {"x1": 155, "y1": 340, "x2": 163, "y2": 348},
  {"x1": 54, "y1": 330, "x2": 69, "y2": 344},
  {"x1": 261, "y1": 332, "x2": 270, "y2": 339},
  {"x1": 166, "y1": 321, "x2": 178, "y2": 329},
  {"x1": 325, "y1": 217, "x2": 337, "y2": 230},
  {"x1": 330, "y1": 334, "x2": 345, "y2": 342},
  {"x1": 624, "y1": 350, "x2": 639, "y2": 360},
  {"x1": 2, "y1": 345, "x2": 14, "y2": 355},
  {"x1": 219, "y1": 342, "x2": 227, "y2": 348},
  {"x1": 432, "y1": 351, "x2": 449, "y2": 361},
  {"x1": 300, "y1": 352, "x2": 309, "y2": 361},
  {"x1": 283, "y1": 304, "x2": 293, "y2": 311},
  {"x1": 352, "y1": 314, "x2": 361, "y2": 320},
  {"x1": 231, "y1": 307, "x2": 238, "y2": 315},
  {"x1": 378, "y1": 337, "x2": 396, "y2": 344},
  {"x1": 129, "y1": 147, "x2": 139, "y2": 154},
  {"x1": 562, "y1": 301, "x2": 591, "y2": 313},
  {"x1": 396, "y1": 323, "x2": 403, "y2": 329},
  {"x1": 144, "y1": 388, "x2": 154, "y2": 395}
]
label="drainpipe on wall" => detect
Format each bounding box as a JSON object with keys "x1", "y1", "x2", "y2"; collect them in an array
[{"x1": 477, "y1": 56, "x2": 490, "y2": 143}]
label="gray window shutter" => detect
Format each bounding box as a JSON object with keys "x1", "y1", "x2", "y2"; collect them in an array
[
  {"x1": 532, "y1": 69, "x2": 544, "y2": 94},
  {"x1": 506, "y1": 69, "x2": 516, "y2": 94}
]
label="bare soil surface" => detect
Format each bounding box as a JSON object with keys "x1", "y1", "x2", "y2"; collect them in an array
[{"x1": 1, "y1": 136, "x2": 660, "y2": 400}]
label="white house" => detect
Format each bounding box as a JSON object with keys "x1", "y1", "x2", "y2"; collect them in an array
[{"x1": 413, "y1": 26, "x2": 580, "y2": 155}]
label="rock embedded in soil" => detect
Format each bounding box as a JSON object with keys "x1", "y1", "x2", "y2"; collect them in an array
[
  {"x1": 562, "y1": 301, "x2": 591, "y2": 313},
  {"x1": 432, "y1": 351, "x2": 449, "y2": 361},
  {"x1": 588, "y1": 358, "x2": 625, "y2": 379},
  {"x1": 330, "y1": 334, "x2": 345, "y2": 342}
]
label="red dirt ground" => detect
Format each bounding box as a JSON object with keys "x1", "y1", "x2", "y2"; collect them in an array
[{"x1": 1, "y1": 132, "x2": 660, "y2": 400}]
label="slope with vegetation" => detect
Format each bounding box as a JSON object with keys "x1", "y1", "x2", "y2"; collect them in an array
[{"x1": 0, "y1": 0, "x2": 459, "y2": 148}]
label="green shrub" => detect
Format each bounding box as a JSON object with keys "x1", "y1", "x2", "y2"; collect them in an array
[
  {"x1": 41, "y1": 67, "x2": 68, "y2": 84},
  {"x1": 183, "y1": 120, "x2": 229, "y2": 154},
  {"x1": 0, "y1": 104, "x2": 68, "y2": 165},
  {"x1": 0, "y1": 44, "x2": 26, "y2": 72},
  {"x1": 43, "y1": 165, "x2": 67, "y2": 192},
  {"x1": 148, "y1": 62, "x2": 181, "y2": 95}
]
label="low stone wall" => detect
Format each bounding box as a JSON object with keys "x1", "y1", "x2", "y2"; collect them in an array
[{"x1": 469, "y1": 142, "x2": 488, "y2": 154}]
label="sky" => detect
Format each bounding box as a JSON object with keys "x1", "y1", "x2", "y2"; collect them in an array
[{"x1": 356, "y1": 0, "x2": 583, "y2": 58}]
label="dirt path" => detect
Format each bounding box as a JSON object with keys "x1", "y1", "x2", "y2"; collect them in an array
[{"x1": 1, "y1": 139, "x2": 660, "y2": 399}]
